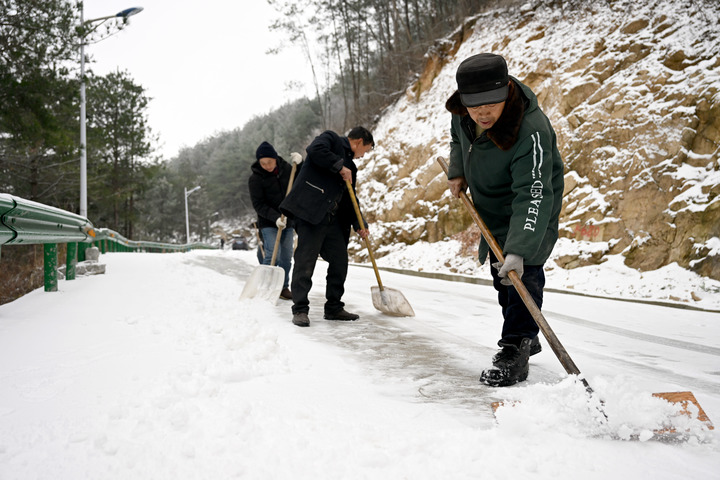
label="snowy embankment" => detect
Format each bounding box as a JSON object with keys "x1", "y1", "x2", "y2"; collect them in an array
[
  {"x1": 358, "y1": 0, "x2": 720, "y2": 310},
  {"x1": 370, "y1": 237, "x2": 720, "y2": 312},
  {"x1": 0, "y1": 249, "x2": 718, "y2": 479}
]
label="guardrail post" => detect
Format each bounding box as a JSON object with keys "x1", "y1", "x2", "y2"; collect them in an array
[
  {"x1": 44, "y1": 243, "x2": 58, "y2": 292},
  {"x1": 66, "y1": 242, "x2": 77, "y2": 280}
]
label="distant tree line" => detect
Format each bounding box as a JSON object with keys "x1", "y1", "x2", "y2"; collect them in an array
[
  {"x1": 268, "y1": 0, "x2": 496, "y2": 131},
  {"x1": 143, "y1": 98, "x2": 324, "y2": 242},
  {"x1": 166, "y1": 0, "x2": 501, "y2": 241},
  {"x1": 1, "y1": 0, "x2": 502, "y2": 245}
]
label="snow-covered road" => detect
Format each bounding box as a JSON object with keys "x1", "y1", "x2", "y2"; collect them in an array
[{"x1": 0, "y1": 249, "x2": 718, "y2": 479}]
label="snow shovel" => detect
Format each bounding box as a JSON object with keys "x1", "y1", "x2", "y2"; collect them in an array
[
  {"x1": 346, "y1": 180, "x2": 415, "y2": 317},
  {"x1": 240, "y1": 163, "x2": 297, "y2": 304},
  {"x1": 437, "y1": 157, "x2": 713, "y2": 434}
]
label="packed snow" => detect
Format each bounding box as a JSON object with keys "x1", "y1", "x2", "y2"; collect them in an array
[{"x1": 0, "y1": 248, "x2": 718, "y2": 479}]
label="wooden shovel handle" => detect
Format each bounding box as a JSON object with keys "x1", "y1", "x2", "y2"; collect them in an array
[
  {"x1": 437, "y1": 157, "x2": 589, "y2": 384},
  {"x1": 270, "y1": 162, "x2": 297, "y2": 266},
  {"x1": 345, "y1": 179, "x2": 384, "y2": 291}
]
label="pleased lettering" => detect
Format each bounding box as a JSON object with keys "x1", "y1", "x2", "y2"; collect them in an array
[
  {"x1": 530, "y1": 180, "x2": 544, "y2": 199},
  {"x1": 524, "y1": 181, "x2": 544, "y2": 231}
]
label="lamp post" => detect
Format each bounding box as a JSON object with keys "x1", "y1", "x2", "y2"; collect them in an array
[
  {"x1": 79, "y1": 6, "x2": 144, "y2": 218},
  {"x1": 185, "y1": 186, "x2": 201, "y2": 244}
]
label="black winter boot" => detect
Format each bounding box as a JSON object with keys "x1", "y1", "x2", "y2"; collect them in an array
[
  {"x1": 480, "y1": 337, "x2": 532, "y2": 387},
  {"x1": 491, "y1": 336, "x2": 541, "y2": 361}
]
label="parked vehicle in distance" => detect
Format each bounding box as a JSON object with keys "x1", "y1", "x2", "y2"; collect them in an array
[{"x1": 231, "y1": 236, "x2": 250, "y2": 251}]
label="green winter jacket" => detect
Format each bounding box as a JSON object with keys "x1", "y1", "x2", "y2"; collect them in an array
[{"x1": 446, "y1": 77, "x2": 564, "y2": 265}]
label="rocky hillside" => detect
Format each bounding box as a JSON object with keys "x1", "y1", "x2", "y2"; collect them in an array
[{"x1": 355, "y1": 0, "x2": 719, "y2": 281}]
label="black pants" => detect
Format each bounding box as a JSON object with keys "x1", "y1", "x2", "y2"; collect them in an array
[
  {"x1": 488, "y1": 251, "x2": 545, "y2": 347},
  {"x1": 291, "y1": 215, "x2": 349, "y2": 315}
]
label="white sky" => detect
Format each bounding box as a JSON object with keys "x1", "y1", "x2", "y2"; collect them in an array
[
  {"x1": 0, "y1": 249, "x2": 718, "y2": 477},
  {"x1": 83, "y1": 0, "x2": 315, "y2": 159}
]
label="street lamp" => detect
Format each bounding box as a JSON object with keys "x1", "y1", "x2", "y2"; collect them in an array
[
  {"x1": 79, "y1": 5, "x2": 144, "y2": 218},
  {"x1": 185, "y1": 186, "x2": 201, "y2": 244}
]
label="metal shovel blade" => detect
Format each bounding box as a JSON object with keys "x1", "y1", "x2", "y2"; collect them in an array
[
  {"x1": 239, "y1": 265, "x2": 284, "y2": 304},
  {"x1": 371, "y1": 286, "x2": 415, "y2": 317}
]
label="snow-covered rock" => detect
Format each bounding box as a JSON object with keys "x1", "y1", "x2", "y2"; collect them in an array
[{"x1": 355, "y1": 0, "x2": 719, "y2": 284}]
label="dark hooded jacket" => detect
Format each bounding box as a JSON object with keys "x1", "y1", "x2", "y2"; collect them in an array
[
  {"x1": 446, "y1": 76, "x2": 564, "y2": 265},
  {"x1": 279, "y1": 130, "x2": 362, "y2": 240},
  {"x1": 249, "y1": 155, "x2": 297, "y2": 229}
]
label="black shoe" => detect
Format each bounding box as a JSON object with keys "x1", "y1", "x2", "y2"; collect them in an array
[
  {"x1": 323, "y1": 309, "x2": 359, "y2": 321},
  {"x1": 292, "y1": 312, "x2": 310, "y2": 327},
  {"x1": 480, "y1": 337, "x2": 532, "y2": 387},
  {"x1": 280, "y1": 288, "x2": 292, "y2": 300}
]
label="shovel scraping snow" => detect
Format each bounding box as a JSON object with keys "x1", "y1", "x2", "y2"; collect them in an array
[
  {"x1": 239, "y1": 265, "x2": 285, "y2": 304},
  {"x1": 346, "y1": 180, "x2": 415, "y2": 317},
  {"x1": 437, "y1": 156, "x2": 713, "y2": 438},
  {"x1": 240, "y1": 163, "x2": 297, "y2": 304}
]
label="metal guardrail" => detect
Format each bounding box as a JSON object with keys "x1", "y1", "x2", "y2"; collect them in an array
[
  {"x1": 92, "y1": 227, "x2": 214, "y2": 253},
  {"x1": 0, "y1": 194, "x2": 92, "y2": 245},
  {"x1": 0, "y1": 194, "x2": 16, "y2": 246},
  {"x1": 0, "y1": 193, "x2": 214, "y2": 294}
]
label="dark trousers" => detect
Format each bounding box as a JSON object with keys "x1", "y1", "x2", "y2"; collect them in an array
[
  {"x1": 488, "y1": 251, "x2": 545, "y2": 347},
  {"x1": 291, "y1": 216, "x2": 349, "y2": 315}
]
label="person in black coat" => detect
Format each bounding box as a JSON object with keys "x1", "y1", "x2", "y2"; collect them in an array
[
  {"x1": 248, "y1": 141, "x2": 302, "y2": 300},
  {"x1": 280, "y1": 127, "x2": 374, "y2": 327}
]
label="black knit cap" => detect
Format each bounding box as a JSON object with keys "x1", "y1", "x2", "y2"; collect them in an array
[
  {"x1": 256, "y1": 141, "x2": 278, "y2": 160},
  {"x1": 456, "y1": 53, "x2": 509, "y2": 107}
]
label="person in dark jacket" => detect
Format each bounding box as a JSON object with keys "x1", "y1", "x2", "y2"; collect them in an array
[
  {"x1": 248, "y1": 141, "x2": 303, "y2": 300},
  {"x1": 446, "y1": 53, "x2": 564, "y2": 387},
  {"x1": 279, "y1": 127, "x2": 374, "y2": 327}
]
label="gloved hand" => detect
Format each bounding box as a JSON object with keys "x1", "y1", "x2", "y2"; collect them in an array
[
  {"x1": 493, "y1": 253, "x2": 524, "y2": 286},
  {"x1": 447, "y1": 177, "x2": 468, "y2": 198},
  {"x1": 290, "y1": 152, "x2": 302, "y2": 165},
  {"x1": 276, "y1": 216, "x2": 287, "y2": 229}
]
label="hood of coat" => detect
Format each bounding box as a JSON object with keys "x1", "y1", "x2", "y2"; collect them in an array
[
  {"x1": 445, "y1": 77, "x2": 529, "y2": 151},
  {"x1": 250, "y1": 155, "x2": 289, "y2": 176}
]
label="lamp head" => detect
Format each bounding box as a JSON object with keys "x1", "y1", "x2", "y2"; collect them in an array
[
  {"x1": 116, "y1": 7, "x2": 144, "y2": 18},
  {"x1": 186, "y1": 186, "x2": 201, "y2": 196}
]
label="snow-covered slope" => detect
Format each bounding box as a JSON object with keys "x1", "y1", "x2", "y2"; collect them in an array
[{"x1": 353, "y1": 0, "x2": 720, "y2": 309}]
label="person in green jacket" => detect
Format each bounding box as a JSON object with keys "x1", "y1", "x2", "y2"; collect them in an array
[{"x1": 445, "y1": 53, "x2": 564, "y2": 387}]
